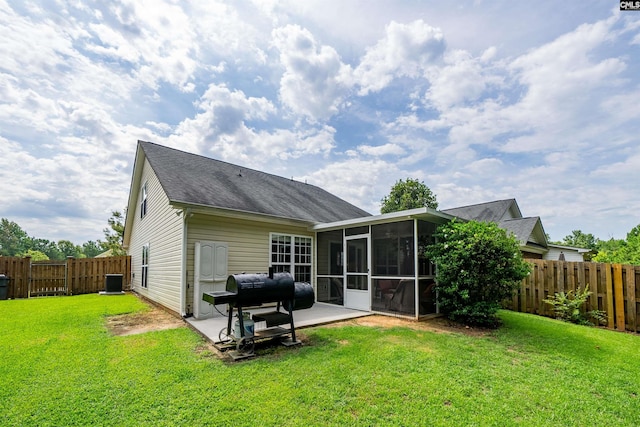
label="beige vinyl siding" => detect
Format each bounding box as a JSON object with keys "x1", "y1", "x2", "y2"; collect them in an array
[
  {"x1": 185, "y1": 214, "x2": 313, "y2": 315},
  {"x1": 128, "y1": 158, "x2": 184, "y2": 313}
]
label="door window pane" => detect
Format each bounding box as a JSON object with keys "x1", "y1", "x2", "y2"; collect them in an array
[
  {"x1": 347, "y1": 275, "x2": 368, "y2": 290},
  {"x1": 347, "y1": 239, "x2": 367, "y2": 273}
]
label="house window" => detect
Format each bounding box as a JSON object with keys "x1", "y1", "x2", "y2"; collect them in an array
[
  {"x1": 140, "y1": 182, "x2": 148, "y2": 219},
  {"x1": 270, "y1": 234, "x2": 312, "y2": 283},
  {"x1": 141, "y1": 244, "x2": 149, "y2": 288}
]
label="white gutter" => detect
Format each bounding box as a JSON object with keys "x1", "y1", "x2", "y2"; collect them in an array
[{"x1": 310, "y1": 207, "x2": 453, "y2": 232}]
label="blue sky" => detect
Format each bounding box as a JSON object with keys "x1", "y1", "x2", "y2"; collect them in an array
[{"x1": 1, "y1": 0, "x2": 639, "y2": 245}]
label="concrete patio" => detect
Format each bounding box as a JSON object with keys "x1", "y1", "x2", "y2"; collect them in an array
[{"x1": 186, "y1": 302, "x2": 371, "y2": 343}]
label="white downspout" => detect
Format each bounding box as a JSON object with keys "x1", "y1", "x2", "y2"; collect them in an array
[
  {"x1": 414, "y1": 219, "x2": 420, "y2": 320},
  {"x1": 180, "y1": 208, "x2": 191, "y2": 317}
]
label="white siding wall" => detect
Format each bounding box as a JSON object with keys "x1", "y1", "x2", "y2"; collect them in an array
[
  {"x1": 544, "y1": 247, "x2": 584, "y2": 262},
  {"x1": 185, "y1": 214, "x2": 312, "y2": 315},
  {"x1": 128, "y1": 159, "x2": 184, "y2": 313}
]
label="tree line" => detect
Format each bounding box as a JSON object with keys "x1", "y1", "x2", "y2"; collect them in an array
[{"x1": 0, "y1": 211, "x2": 125, "y2": 261}]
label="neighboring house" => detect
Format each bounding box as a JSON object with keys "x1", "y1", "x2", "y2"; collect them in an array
[
  {"x1": 95, "y1": 249, "x2": 113, "y2": 258},
  {"x1": 123, "y1": 141, "x2": 582, "y2": 321},
  {"x1": 544, "y1": 244, "x2": 590, "y2": 262},
  {"x1": 442, "y1": 199, "x2": 549, "y2": 259}
]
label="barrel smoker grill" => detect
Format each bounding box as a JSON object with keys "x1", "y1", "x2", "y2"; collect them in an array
[{"x1": 202, "y1": 270, "x2": 314, "y2": 359}]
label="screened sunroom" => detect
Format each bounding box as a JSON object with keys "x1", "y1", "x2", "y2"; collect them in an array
[{"x1": 312, "y1": 208, "x2": 453, "y2": 319}]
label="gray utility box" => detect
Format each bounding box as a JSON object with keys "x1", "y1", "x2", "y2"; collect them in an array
[{"x1": 0, "y1": 274, "x2": 8, "y2": 300}]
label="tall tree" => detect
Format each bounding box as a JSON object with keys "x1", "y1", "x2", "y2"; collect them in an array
[
  {"x1": 0, "y1": 218, "x2": 30, "y2": 256},
  {"x1": 380, "y1": 178, "x2": 438, "y2": 214},
  {"x1": 82, "y1": 240, "x2": 103, "y2": 258},
  {"x1": 102, "y1": 210, "x2": 126, "y2": 256},
  {"x1": 29, "y1": 238, "x2": 64, "y2": 260},
  {"x1": 561, "y1": 230, "x2": 598, "y2": 251},
  {"x1": 57, "y1": 240, "x2": 85, "y2": 259}
]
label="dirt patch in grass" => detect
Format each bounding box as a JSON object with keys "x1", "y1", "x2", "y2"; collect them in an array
[
  {"x1": 106, "y1": 300, "x2": 185, "y2": 336},
  {"x1": 328, "y1": 315, "x2": 494, "y2": 337}
]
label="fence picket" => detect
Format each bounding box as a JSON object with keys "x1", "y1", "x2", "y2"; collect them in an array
[
  {"x1": 536, "y1": 260, "x2": 545, "y2": 315},
  {"x1": 588, "y1": 264, "x2": 599, "y2": 313},
  {"x1": 613, "y1": 264, "x2": 625, "y2": 331},
  {"x1": 625, "y1": 265, "x2": 636, "y2": 332}
]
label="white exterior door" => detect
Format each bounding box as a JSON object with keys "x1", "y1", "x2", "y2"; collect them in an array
[
  {"x1": 344, "y1": 236, "x2": 370, "y2": 311},
  {"x1": 194, "y1": 241, "x2": 228, "y2": 319}
]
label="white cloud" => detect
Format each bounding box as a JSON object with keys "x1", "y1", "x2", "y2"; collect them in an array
[
  {"x1": 306, "y1": 158, "x2": 397, "y2": 214},
  {"x1": 354, "y1": 20, "x2": 445, "y2": 95},
  {"x1": 271, "y1": 24, "x2": 351, "y2": 120},
  {"x1": 358, "y1": 143, "x2": 405, "y2": 157},
  {"x1": 165, "y1": 82, "x2": 337, "y2": 168},
  {"x1": 425, "y1": 48, "x2": 503, "y2": 110}
]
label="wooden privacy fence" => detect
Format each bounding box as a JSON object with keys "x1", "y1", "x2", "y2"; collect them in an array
[
  {"x1": 510, "y1": 260, "x2": 640, "y2": 333},
  {"x1": 0, "y1": 256, "x2": 131, "y2": 299}
]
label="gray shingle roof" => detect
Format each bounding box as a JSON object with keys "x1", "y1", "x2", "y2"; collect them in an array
[
  {"x1": 499, "y1": 217, "x2": 540, "y2": 245},
  {"x1": 441, "y1": 199, "x2": 517, "y2": 222},
  {"x1": 139, "y1": 141, "x2": 371, "y2": 223},
  {"x1": 442, "y1": 199, "x2": 547, "y2": 249}
]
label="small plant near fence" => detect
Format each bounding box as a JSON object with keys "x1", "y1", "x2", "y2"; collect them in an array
[{"x1": 543, "y1": 285, "x2": 607, "y2": 326}]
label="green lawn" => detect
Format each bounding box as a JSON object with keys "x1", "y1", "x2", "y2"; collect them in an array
[{"x1": 1, "y1": 294, "x2": 639, "y2": 426}]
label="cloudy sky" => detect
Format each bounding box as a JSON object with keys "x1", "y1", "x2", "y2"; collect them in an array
[{"x1": 1, "y1": 0, "x2": 639, "y2": 246}]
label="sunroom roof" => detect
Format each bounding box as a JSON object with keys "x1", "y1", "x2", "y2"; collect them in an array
[{"x1": 310, "y1": 207, "x2": 454, "y2": 231}]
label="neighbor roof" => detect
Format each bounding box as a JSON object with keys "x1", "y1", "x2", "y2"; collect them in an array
[
  {"x1": 137, "y1": 141, "x2": 371, "y2": 223},
  {"x1": 442, "y1": 199, "x2": 521, "y2": 222},
  {"x1": 499, "y1": 217, "x2": 545, "y2": 246},
  {"x1": 443, "y1": 199, "x2": 548, "y2": 251}
]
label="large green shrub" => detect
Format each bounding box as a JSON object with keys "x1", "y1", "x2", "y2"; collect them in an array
[{"x1": 426, "y1": 220, "x2": 531, "y2": 327}]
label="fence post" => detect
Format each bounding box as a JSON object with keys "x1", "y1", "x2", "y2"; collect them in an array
[
  {"x1": 66, "y1": 257, "x2": 74, "y2": 296},
  {"x1": 625, "y1": 265, "x2": 637, "y2": 332},
  {"x1": 604, "y1": 265, "x2": 615, "y2": 329},
  {"x1": 24, "y1": 256, "x2": 32, "y2": 299},
  {"x1": 557, "y1": 261, "x2": 565, "y2": 293},
  {"x1": 536, "y1": 260, "x2": 545, "y2": 315}
]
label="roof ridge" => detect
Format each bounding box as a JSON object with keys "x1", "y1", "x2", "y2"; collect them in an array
[
  {"x1": 138, "y1": 140, "x2": 316, "y2": 187},
  {"x1": 442, "y1": 198, "x2": 515, "y2": 211},
  {"x1": 501, "y1": 216, "x2": 539, "y2": 222}
]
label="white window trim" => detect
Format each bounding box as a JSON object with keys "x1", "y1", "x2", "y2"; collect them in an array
[
  {"x1": 141, "y1": 243, "x2": 149, "y2": 288},
  {"x1": 269, "y1": 233, "x2": 313, "y2": 283},
  {"x1": 140, "y1": 182, "x2": 148, "y2": 219}
]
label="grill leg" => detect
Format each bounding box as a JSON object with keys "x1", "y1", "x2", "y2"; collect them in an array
[
  {"x1": 237, "y1": 306, "x2": 245, "y2": 338},
  {"x1": 288, "y1": 305, "x2": 296, "y2": 343},
  {"x1": 226, "y1": 306, "x2": 234, "y2": 337}
]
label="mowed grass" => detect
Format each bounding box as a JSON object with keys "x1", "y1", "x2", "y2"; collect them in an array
[{"x1": 1, "y1": 295, "x2": 639, "y2": 426}]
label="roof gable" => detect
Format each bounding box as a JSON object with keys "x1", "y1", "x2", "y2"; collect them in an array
[
  {"x1": 499, "y1": 217, "x2": 547, "y2": 247},
  {"x1": 136, "y1": 141, "x2": 370, "y2": 223}
]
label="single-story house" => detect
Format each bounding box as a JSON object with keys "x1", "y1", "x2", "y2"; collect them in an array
[
  {"x1": 123, "y1": 141, "x2": 453, "y2": 319},
  {"x1": 123, "y1": 141, "x2": 583, "y2": 320}
]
